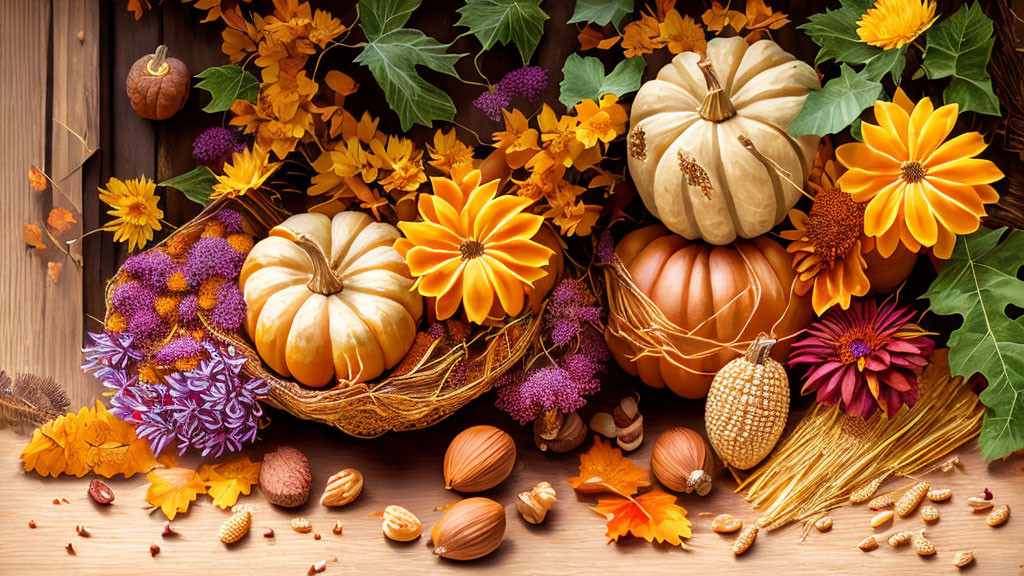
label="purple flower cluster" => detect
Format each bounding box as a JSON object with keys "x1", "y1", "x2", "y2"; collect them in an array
[
  {"x1": 472, "y1": 66, "x2": 549, "y2": 121},
  {"x1": 184, "y1": 237, "x2": 246, "y2": 287},
  {"x1": 154, "y1": 336, "x2": 204, "y2": 367},
  {"x1": 111, "y1": 282, "x2": 162, "y2": 341},
  {"x1": 122, "y1": 250, "x2": 175, "y2": 291},
  {"x1": 81, "y1": 331, "x2": 143, "y2": 381},
  {"x1": 217, "y1": 209, "x2": 244, "y2": 234},
  {"x1": 211, "y1": 282, "x2": 246, "y2": 332},
  {"x1": 107, "y1": 342, "x2": 268, "y2": 456},
  {"x1": 596, "y1": 230, "x2": 615, "y2": 263},
  {"x1": 495, "y1": 279, "x2": 609, "y2": 423},
  {"x1": 192, "y1": 127, "x2": 245, "y2": 173}
]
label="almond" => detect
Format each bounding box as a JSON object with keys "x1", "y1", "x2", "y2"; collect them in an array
[
  {"x1": 259, "y1": 446, "x2": 311, "y2": 507},
  {"x1": 443, "y1": 426, "x2": 516, "y2": 492},
  {"x1": 431, "y1": 497, "x2": 506, "y2": 561},
  {"x1": 320, "y1": 469, "x2": 363, "y2": 507}
]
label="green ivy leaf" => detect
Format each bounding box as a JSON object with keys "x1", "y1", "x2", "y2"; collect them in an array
[
  {"x1": 456, "y1": 0, "x2": 548, "y2": 64},
  {"x1": 559, "y1": 54, "x2": 645, "y2": 108},
  {"x1": 356, "y1": 0, "x2": 466, "y2": 130},
  {"x1": 568, "y1": 0, "x2": 634, "y2": 31},
  {"x1": 923, "y1": 2, "x2": 1000, "y2": 115},
  {"x1": 799, "y1": 0, "x2": 905, "y2": 83},
  {"x1": 921, "y1": 228, "x2": 1024, "y2": 462},
  {"x1": 194, "y1": 65, "x2": 259, "y2": 113},
  {"x1": 788, "y1": 65, "x2": 883, "y2": 137},
  {"x1": 159, "y1": 166, "x2": 218, "y2": 206}
]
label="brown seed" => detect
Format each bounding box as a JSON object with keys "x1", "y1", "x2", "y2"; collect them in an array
[
  {"x1": 814, "y1": 516, "x2": 833, "y2": 532},
  {"x1": 887, "y1": 530, "x2": 913, "y2": 548},
  {"x1": 940, "y1": 456, "x2": 959, "y2": 473},
  {"x1": 313, "y1": 533, "x2": 322, "y2": 541},
  {"x1": 927, "y1": 488, "x2": 952, "y2": 502},
  {"x1": 52, "y1": 498, "x2": 60, "y2": 505},
  {"x1": 308, "y1": 560, "x2": 326, "y2": 575},
  {"x1": 921, "y1": 505, "x2": 940, "y2": 523},
  {"x1": 857, "y1": 535, "x2": 878, "y2": 551},
  {"x1": 332, "y1": 520, "x2": 343, "y2": 535},
  {"x1": 291, "y1": 517, "x2": 313, "y2": 534},
  {"x1": 28, "y1": 520, "x2": 36, "y2": 529},
  {"x1": 895, "y1": 481, "x2": 929, "y2": 517},
  {"x1": 710, "y1": 513, "x2": 742, "y2": 534},
  {"x1": 75, "y1": 524, "x2": 91, "y2": 537},
  {"x1": 65, "y1": 543, "x2": 75, "y2": 555},
  {"x1": 850, "y1": 474, "x2": 889, "y2": 503},
  {"x1": 953, "y1": 551, "x2": 974, "y2": 568},
  {"x1": 870, "y1": 510, "x2": 894, "y2": 528},
  {"x1": 986, "y1": 504, "x2": 1010, "y2": 527},
  {"x1": 149, "y1": 544, "x2": 160, "y2": 557},
  {"x1": 161, "y1": 521, "x2": 175, "y2": 537},
  {"x1": 62, "y1": 498, "x2": 70, "y2": 504},
  {"x1": 263, "y1": 528, "x2": 275, "y2": 538},
  {"x1": 913, "y1": 531, "x2": 935, "y2": 556},
  {"x1": 868, "y1": 493, "x2": 894, "y2": 510},
  {"x1": 732, "y1": 525, "x2": 758, "y2": 555},
  {"x1": 88, "y1": 480, "x2": 115, "y2": 505}
]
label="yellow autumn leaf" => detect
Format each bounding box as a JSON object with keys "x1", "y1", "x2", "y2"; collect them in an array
[
  {"x1": 199, "y1": 456, "x2": 261, "y2": 509},
  {"x1": 146, "y1": 467, "x2": 207, "y2": 520}
]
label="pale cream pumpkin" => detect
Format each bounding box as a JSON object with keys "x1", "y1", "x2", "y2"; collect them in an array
[
  {"x1": 627, "y1": 36, "x2": 820, "y2": 245},
  {"x1": 240, "y1": 211, "x2": 423, "y2": 387}
]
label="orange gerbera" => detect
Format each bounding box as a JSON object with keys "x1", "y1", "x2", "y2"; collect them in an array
[
  {"x1": 781, "y1": 156, "x2": 872, "y2": 315},
  {"x1": 836, "y1": 89, "x2": 1003, "y2": 259},
  {"x1": 395, "y1": 170, "x2": 553, "y2": 324}
]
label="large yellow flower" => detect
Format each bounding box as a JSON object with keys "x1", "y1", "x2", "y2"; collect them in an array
[
  {"x1": 395, "y1": 170, "x2": 553, "y2": 324},
  {"x1": 856, "y1": 0, "x2": 937, "y2": 50},
  {"x1": 212, "y1": 146, "x2": 281, "y2": 200},
  {"x1": 574, "y1": 95, "x2": 628, "y2": 148},
  {"x1": 99, "y1": 176, "x2": 163, "y2": 251},
  {"x1": 836, "y1": 89, "x2": 1002, "y2": 259}
]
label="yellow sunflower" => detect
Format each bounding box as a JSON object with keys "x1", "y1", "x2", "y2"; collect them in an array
[
  {"x1": 836, "y1": 89, "x2": 1003, "y2": 259},
  {"x1": 395, "y1": 170, "x2": 553, "y2": 324},
  {"x1": 856, "y1": 0, "x2": 937, "y2": 50},
  {"x1": 98, "y1": 176, "x2": 163, "y2": 251},
  {"x1": 211, "y1": 146, "x2": 281, "y2": 200}
]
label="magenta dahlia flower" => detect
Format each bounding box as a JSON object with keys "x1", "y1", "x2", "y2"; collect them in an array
[{"x1": 788, "y1": 299, "x2": 935, "y2": 419}]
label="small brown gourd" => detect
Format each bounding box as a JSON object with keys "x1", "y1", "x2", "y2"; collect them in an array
[
  {"x1": 704, "y1": 334, "x2": 789, "y2": 470},
  {"x1": 650, "y1": 427, "x2": 713, "y2": 495},
  {"x1": 126, "y1": 45, "x2": 190, "y2": 120}
]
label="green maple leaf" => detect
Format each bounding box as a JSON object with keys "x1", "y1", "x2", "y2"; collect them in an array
[
  {"x1": 194, "y1": 64, "x2": 259, "y2": 113},
  {"x1": 159, "y1": 166, "x2": 218, "y2": 206},
  {"x1": 798, "y1": 0, "x2": 905, "y2": 83},
  {"x1": 356, "y1": 0, "x2": 466, "y2": 130},
  {"x1": 923, "y1": 2, "x2": 1000, "y2": 115},
  {"x1": 922, "y1": 228, "x2": 1024, "y2": 462},
  {"x1": 559, "y1": 54, "x2": 644, "y2": 108},
  {"x1": 456, "y1": 0, "x2": 549, "y2": 64},
  {"x1": 568, "y1": 0, "x2": 634, "y2": 31},
  {"x1": 788, "y1": 65, "x2": 883, "y2": 137}
]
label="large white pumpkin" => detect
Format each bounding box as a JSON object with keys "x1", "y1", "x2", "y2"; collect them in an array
[
  {"x1": 627, "y1": 37, "x2": 820, "y2": 245},
  {"x1": 239, "y1": 211, "x2": 423, "y2": 387}
]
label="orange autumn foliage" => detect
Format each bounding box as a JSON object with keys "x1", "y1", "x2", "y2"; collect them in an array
[
  {"x1": 28, "y1": 166, "x2": 47, "y2": 191},
  {"x1": 199, "y1": 456, "x2": 261, "y2": 509},
  {"x1": 47, "y1": 207, "x2": 77, "y2": 233},
  {"x1": 592, "y1": 489, "x2": 692, "y2": 546},
  {"x1": 47, "y1": 261, "x2": 63, "y2": 284},
  {"x1": 23, "y1": 224, "x2": 45, "y2": 250},
  {"x1": 146, "y1": 466, "x2": 207, "y2": 520},
  {"x1": 568, "y1": 436, "x2": 650, "y2": 496}
]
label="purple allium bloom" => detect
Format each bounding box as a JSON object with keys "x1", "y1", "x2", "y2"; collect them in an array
[
  {"x1": 121, "y1": 250, "x2": 175, "y2": 291},
  {"x1": 154, "y1": 336, "x2": 205, "y2": 367},
  {"x1": 192, "y1": 127, "x2": 245, "y2": 173},
  {"x1": 497, "y1": 66, "x2": 549, "y2": 103},
  {"x1": 81, "y1": 331, "x2": 143, "y2": 376},
  {"x1": 184, "y1": 236, "x2": 246, "y2": 287},
  {"x1": 596, "y1": 230, "x2": 615, "y2": 263},
  {"x1": 127, "y1": 308, "x2": 163, "y2": 342},
  {"x1": 472, "y1": 90, "x2": 512, "y2": 121},
  {"x1": 179, "y1": 294, "x2": 201, "y2": 327},
  {"x1": 217, "y1": 208, "x2": 244, "y2": 234},
  {"x1": 210, "y1": 282, "x2": 246, "y2": 332},
  {"x1": 111, "y1": 282, "x2": 157, "y2": 318},
  {"x1": 546, "y1": 280, "x2": 602, "y2": 347}
]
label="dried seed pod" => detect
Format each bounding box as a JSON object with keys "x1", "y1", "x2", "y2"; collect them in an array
[
  {"x1": 218, "y1": 506, "x2": 252, "y2": 544},
  {"x1": 320, "y1": 469, "x2": 363, "y2": 507},
  {"x1": 65, "y1": 543, "x2": 75, "y2": 555},
  {"x1": 535, "y1": 411, "x2": 585, "y2": 453},
  {"x1": 953, "y1": 551, "x2": 974, "y2": 568},
  {"x1": 75, "y1": 524, "x2": 90, "y2": 537},
  {"x1": 443, "y1": 426, "x2": 516, "y2": 492},
  {"x1": 986, "y1": 504, "x2": 1010, "y2": 527},
  {"x1": 732, "y1": 525, "x2": 758, "y2": 555},
  {"x1": 308, "y1": 560, "x2": 326, "y2": 575},
  {"x1": 868, "y1": 493, "x2": 894, "y2": 510},
  {"x1": 857, "y1": 535, "x2": 878, "y2": 551},
  {"x1": 516, "y1": 481, "x2": 557, "y2": 524},
  {"x1": 968, "y1": 496, "x2": 994, "y2": 511},
  {"x1": 887, "y1": 530, "x2": 913, "y2": 548},
  {"x1": 850, "y1": 473, "x2": 889, "y2": 504},
  {"x1": 28, "y1": 520, "x2": 36, "y2": 529},
  {"x1": 927, "y1": 488, "x2": 952, "y2": 502},
  {"x1": 913, "y1": 531, "x2": 935, "y2": 556},
  {"x1": 161, "y1": 521, "x2": 175, "y2": 537},
  {"x1": 814, "y1": 516, "x2": 833, "y2": 532},
  {"x1": 921, "y1": 505, "x2": 940, "y2": 523},
  {"x1": 149, "y1": 544, "x2": 160, "y2": 556},
  {"x1": 291, "y1": 517, "x2": 313, "y2": 534},
  {"x1": 895, "y1": 481, "x2": 929, "y2": 517},
  {"x1": 711, "y1": 514, "x2": 742, "y2": 534},
  {"x1": 263, "y1": 528, "x2": 275, "y2": 538},
  {"x1": 87, "y1": 480, "x2": 115, "y2": 505},
  {"x1": 382, "y1": 505, "x2": 421, "y2": 542},
  {"x1": 431, "y1": 497, "x2": 506, "y2": 561},
  {"x1": 870, "y1": 510, "x2": 894, "y2": 528},
  {"x1": 313, "y1": 533, "x2": 322, "y2": 540}
]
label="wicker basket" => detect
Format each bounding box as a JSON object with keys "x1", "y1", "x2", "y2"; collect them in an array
[{"x1": 105, "y1": 193, "x2": 542, "y2": 438}]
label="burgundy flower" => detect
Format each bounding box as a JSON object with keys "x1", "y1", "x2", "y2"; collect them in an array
[{"x1": 788, "y1": 299, "x2": 935, "y2": 419}]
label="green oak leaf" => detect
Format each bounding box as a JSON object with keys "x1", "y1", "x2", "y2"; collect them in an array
[
  {"x1": 194, "y1": 64, "x2": 259, "y2": 113},
  {"x1": 799, "y1": 0, "x2": 905, "y2": 83},
  {"x1": 923, "y1": 2, "x2": 1000, "y2": 115},
  {"x1": 788, "y1": 65, "x2": 883, "y2": 137},
  {"x1": 356, "y1": 0, "x2": 466, "y2": 130},
  {"x1": 159, "y1": 166, "x2": 218, "y2": 206},
  {"x1": 568, "y1": 0, "x2": 634, "y2": 31},
  {"x1": 921, "y1": 228, "x2": 1024, "y2": 462},
  {"x1": 456, "y1": 0, "x2": 549, "y2": 64},
  {"x1": 559, "y1": 54, "x2": 645, "y2": 108}
]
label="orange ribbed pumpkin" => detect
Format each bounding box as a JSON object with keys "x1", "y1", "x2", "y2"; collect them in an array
[{"x1": 607, "y1": 225, "x2": 812, "y2": 398}]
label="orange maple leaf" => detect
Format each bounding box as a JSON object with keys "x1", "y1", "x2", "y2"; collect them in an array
[
  {"x1": 592, "y1": 488, "x2": 692, "y2": 547},
  {"x1": 568, "y1": 436, "x2": 650, "y2": 496},
  {"x1": 28, "y1": 166, "x2": 47, "y2": 191},
  {"x1": 23, "y1": 224, "x2": 45, "y2": 250},
  {"x1": 702, "y1": 1, "x2": 747, "y2": 33},
  {"x1": 47, "y1": 262, "x2": 63, "y2": 284},
  {"x1": 47, "y1": 207, "x2": 77, "y2": 234}
]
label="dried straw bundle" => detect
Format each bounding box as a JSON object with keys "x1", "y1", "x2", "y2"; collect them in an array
[
  {"x1": 987, "y1": 0, "x2": 1024, "y2": 230},
  {"x1": 738, "y1": 349, "x2": 982, "y2": 532}
]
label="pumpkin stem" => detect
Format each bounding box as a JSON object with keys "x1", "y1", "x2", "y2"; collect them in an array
[
  {"x1": 293, "y1": 235, "x2": 344, "y2": 296},
  {"x1": 697, "y1": 60, "x2": 737, "y2": 123},
  {"x1": 745, "y1": 333, "x2": 776, "y2": 365},
  {"x1": 147, "y1": 45, "x2": 170, "y2": 76}
]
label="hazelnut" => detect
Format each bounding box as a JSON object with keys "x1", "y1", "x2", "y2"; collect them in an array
[
  {"x1": 431, "y1": 497, "x2": 506, "y2": 561},
  {"x1": 443, "y1": 426, "x2": 516, "y2": 492}
]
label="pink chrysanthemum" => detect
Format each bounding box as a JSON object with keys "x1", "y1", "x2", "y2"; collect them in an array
[{"x1": 788, "y1": 299, "x2": 935, "y2": 419}]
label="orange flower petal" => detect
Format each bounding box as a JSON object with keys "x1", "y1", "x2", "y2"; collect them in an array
[
  {"x1": 906, "y1": 96, "x2": 935, "y2": 160},
  {"x1": 932, "y1": 226, "x2": 957, "y2": 260},
  {"x1": 473, "y1": 196, "x2": 534, "y2": 241},
  {"x1": 926, "y1": 158, "x2": 1003, "y2": 185},
  {"x1": 434, "y1": 267, "x2": 465, "y2": 320},
  {"x1": 874, "y1": 220, "x2": 904, "y2": 257},
  {"x1": 416, "y1": 259, "x2": 463, "y2": 297},
  {"x1": 405, "y1": 246, "x2": 460, "y2": 277},
  {"x1": 398, "y1": 221, "x2": 463, "y2": 252},
  {"x1": 863, "y1": 181, "x2": 905, "y2": 236},
  {"x1": 838, "y1": 168, "x2": 895, "y2": 199},
  {"x1": 872, "y1": 101, "x2": 910, "y2": 158},
  {"x1": 911, "y1": 103, "x2": 958, "y2": 161},
  {"x1": 431, "y1": 194, "x2": 465, "y2": 237},
  {"x1": 430, "y1": 176, "x2": 466, "y2": 211},
  {"x1": 462, "y1": 259, "x2": 495, "y2": 324},
  {"x1": 836, "y1": 142, "x2": 900, "y2": 174},
  {"x1": 920, "y1": 181, "x2": 983, "y2": 235},
  {"x1": 811, "y1": 274, "x2": 838, "y2": 315},
  {"x1": 461, "y1": 179, "x2": 499, "y2": 233},
  {"x1": 897, "y1": 219, "x2": 923, "y2": 253},
  {"x1": 925, "y1": 132, "x2": 987, "y2": 166},
  {"x1": 893, "y1": 87, "x2": 915, "y2": 114},
  {"x1": 487, "y1": 238, "x2": 553, "y2": 269},
  {"x1": 861, "y1": 122, "x2": 907, "y2": 162},
  {"x1": 904, "y1": 183, "x2": 938, "y2": 247},
  {"x1": 481, "y1": 256, "x2": 526, "y2": 317},
  {"x1": 922, "y1": 178, "x2": 986, "y2": 215},
  {"x1": 974, "y1": 184, "x2": 1000, "y2": 204}
]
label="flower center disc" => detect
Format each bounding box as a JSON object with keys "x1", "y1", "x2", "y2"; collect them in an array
[
  {"x1": 805, "y1": 188, "x2": 866, "y2": 263},
  {"x1": 900, "y1": 160, "x2": 927, "y2": 183},
  {"x1": 460, "y1": 239, "x2": 485, "y2": 260}
]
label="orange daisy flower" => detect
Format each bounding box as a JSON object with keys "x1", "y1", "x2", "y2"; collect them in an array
[
  {"x1": 395, "y1": 170, "x2": 553, "y2": 324},
  {"x1": 836, "y1": 89, "x2": 1003, "y2": 259}
]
